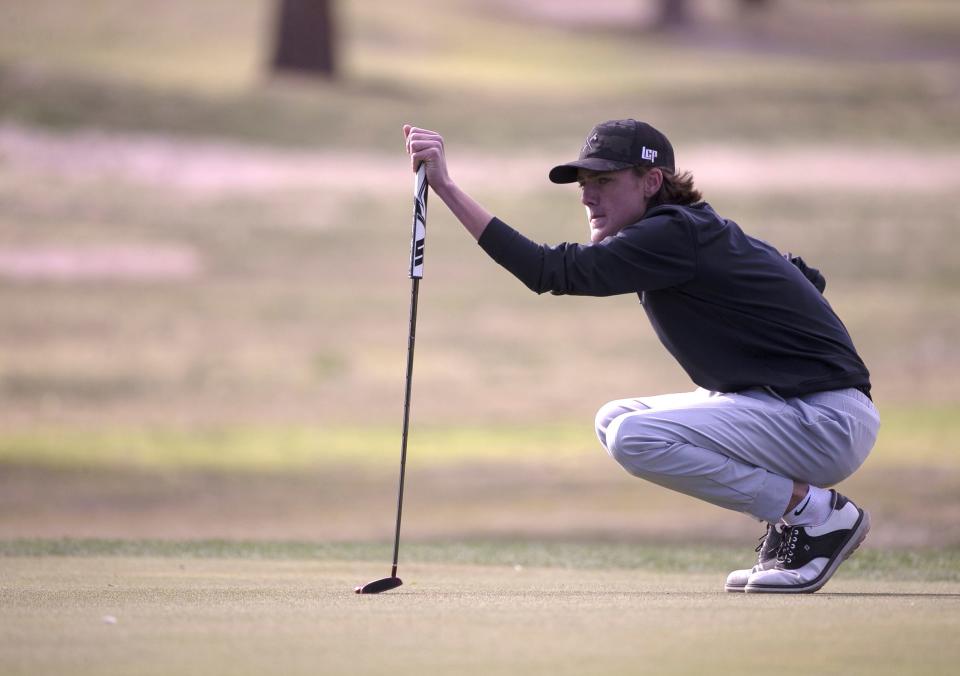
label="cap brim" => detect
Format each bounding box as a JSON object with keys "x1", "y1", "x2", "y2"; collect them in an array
[{"x1": 548, "y1": 158, "x2": 635, "y2": 184}]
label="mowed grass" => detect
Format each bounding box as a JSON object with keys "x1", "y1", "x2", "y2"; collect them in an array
[
  {"x1": 0, "y1": 405, "x2": 957, "y2": 471},
  {"x1": 2, "y1": 553, "x2": 959, "y2": 676},
  {"x1": 3, "y1": 539, "x2": 960, "y2": 581}
]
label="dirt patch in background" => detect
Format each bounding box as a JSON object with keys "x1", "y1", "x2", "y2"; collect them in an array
[
  {"x1": 0, "y1": 244, "x2": 201, "y2": 282},
  {"x1": 3, "y1": 124, "x2": 960, "y2": 199},
  {"x1": 2, "y1": 461, "x2": 955, "y2": 549}
]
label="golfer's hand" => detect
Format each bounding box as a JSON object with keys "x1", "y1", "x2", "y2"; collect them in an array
[
  {"x1": 403, "y1": 124, "x2": 493, "y2": 241},
  {"x1": 404, "y1": 125, "x2": 451, "y2": 190}
]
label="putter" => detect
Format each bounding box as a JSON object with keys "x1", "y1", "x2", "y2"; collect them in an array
[{"x1": 355, "y1": 164, "x2": 428, "y2": 595}]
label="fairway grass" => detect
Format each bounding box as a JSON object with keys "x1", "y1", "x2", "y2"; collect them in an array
[
  {"x1": 3, "y1": 539, "x2": 959, "y2": 582},
  {"x1": 2, "y1": 555, "x2": 958, "y2": 676},
  {"x1": 0, "y1": 404, "x2": 957, "y2": 471}
]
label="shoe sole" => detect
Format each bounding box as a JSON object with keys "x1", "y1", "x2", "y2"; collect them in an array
[
  {"x1": 724, "y1": 565, "x2": 773, "y2": 592},
  {"x1": 743, "y1": 509, "x2": 870, "y2": 594}
]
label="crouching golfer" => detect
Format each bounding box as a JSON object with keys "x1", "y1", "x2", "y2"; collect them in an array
[{"x1": 404, "y1": 120, "x2": 879, "y2": 593}]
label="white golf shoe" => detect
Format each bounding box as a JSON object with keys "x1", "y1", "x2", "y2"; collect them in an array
[
  {"x1": 724, "y1": 523, "x2": 783, "y2": 592},
  {"x1": 745, "y1": 491, "x2": 869, "y2": 594}
]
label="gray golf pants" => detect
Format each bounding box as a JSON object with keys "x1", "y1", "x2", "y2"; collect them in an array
[{"x1": 595, "y1": 387, "x2": 880, "y2": 523}]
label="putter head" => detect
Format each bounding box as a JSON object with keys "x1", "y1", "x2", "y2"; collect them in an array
[{"x1": 354, "y1": 576, "x2": 403, "y2": 594}]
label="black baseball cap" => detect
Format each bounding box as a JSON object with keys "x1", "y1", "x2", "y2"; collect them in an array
[{"x1": 549, "y1": 119, "x2": 676, "y2": 184}]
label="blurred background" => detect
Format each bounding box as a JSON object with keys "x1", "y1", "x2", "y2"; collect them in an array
[{"x1": 1, "y1": 0, "x2": 958, "y2": 549}]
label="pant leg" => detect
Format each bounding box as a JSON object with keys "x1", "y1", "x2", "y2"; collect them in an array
[
  {"x1": 600, "y1": 387, "x2": 879, "y2": 523},
  {"x1": 595, "y1": 389, "x2": 716, "y2": 448}
]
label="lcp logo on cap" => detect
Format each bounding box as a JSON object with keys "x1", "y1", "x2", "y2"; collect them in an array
[{"x1": 641, "y1": 147, "x2": 658, "y2": 163}]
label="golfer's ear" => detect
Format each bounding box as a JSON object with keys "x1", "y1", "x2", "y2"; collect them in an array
[{"x1": 644, "y1": 169, "x2": 663, "y2": 197}]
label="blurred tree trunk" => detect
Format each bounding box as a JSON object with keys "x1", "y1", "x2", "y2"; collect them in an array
[
  {"x1": 657, "y1": 0, "x2": 691, "y2": 29},
  {"x1": 271, "y1": 0, "x2": 336, "y2": 78},
  {"x1": 654, "y1": 0, "x2": 774, "y2": 30}
]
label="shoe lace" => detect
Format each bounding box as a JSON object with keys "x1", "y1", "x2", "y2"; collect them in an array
[
  {"x1": 753, "y1": 530, "x2": 767, "y2": 554},
  {"x1": 754, "y1": 523, "x2": 781, "y2": 564},
  {"x1": 776, "y1": 526, "x2": 800, "y2": 565}
]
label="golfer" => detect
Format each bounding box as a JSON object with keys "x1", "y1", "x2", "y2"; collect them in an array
[{"x1": 404, "y1": 120, "x2": 880, "y2": 593}]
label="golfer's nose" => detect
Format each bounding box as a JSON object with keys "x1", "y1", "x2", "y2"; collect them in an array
[{"x1": 581, "y1": 185, "x2": 597, "y2": 206}]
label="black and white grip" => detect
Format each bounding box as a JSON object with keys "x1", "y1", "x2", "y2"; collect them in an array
[{"x1": 409, "y1": 164, "x2": 428, "y2": 279}]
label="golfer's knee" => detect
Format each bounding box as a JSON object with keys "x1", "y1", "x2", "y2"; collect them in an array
[
  {"x1": 595, "y1": 401, "x2": 623, "y2": 449},
  {"x1": 604, "y1": 414, "x2": 668, "y2": 475},
  {"x1": 604, "y1": 413, "x2": 632, "y2": 463},
  {"x1": 595, "y1": 399, "x2": 646, "y2": 449}
]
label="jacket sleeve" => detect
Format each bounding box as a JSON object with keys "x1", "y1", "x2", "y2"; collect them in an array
[{"x1": 477, "y1": 215, "x2": 697, "y2": 297}]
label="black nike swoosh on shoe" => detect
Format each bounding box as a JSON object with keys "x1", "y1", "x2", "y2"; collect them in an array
[{"x1": 793, "y1": 495, "x2": 812, "y2": 517}]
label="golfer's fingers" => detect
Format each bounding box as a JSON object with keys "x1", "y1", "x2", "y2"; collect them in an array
[
  {"x1": 409, "y1": 144, "x2": 444, "y2": 172},
  {"x1": 405, "y1": 136, "x2": 445, "y2": 174},
  {"x1": 403, "y1": 124, "x2": 441, "y2": 139},
  {"x1": 404, "y1": 126, "x2": 444, "y2": 152},
  {"x1": 407, "y1": 138, "x2": 443, "y2": 155}
]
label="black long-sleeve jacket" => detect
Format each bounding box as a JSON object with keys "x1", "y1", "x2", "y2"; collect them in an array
[{"x1": 477, "y1": 202, "x2": 871, "y2": 398}]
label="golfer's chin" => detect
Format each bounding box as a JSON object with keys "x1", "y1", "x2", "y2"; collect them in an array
[{"x1": 589, "y1": 220, "x2": 618, "y2": 243}]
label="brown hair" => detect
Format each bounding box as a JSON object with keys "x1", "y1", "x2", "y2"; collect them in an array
[{"x1": 634, "y1": 167, "x2": 702, "y2": 209}]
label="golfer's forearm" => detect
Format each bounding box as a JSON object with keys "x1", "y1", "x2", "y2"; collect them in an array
[{"x1": 432, "y1": 176, "x2": 493, "y2": 241}]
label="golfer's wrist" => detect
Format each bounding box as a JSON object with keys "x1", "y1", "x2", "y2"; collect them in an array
[{"x1": 430, "y1": 172, "x2": 456, "y2": 201}]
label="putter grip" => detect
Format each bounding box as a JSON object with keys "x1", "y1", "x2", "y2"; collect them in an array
[{"x1": 410, "y1": 164, "x2": 428, "y2": 279}]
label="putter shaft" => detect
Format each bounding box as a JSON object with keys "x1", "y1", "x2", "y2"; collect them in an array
[{"x1": 391, "y1": 275, "x2": 419, "y2": 577}]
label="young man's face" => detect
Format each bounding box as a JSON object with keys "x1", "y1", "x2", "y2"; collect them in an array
[{"x1": 578, "y1": 168, "x2": 654, "y2": 244}]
